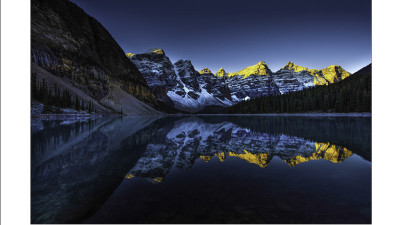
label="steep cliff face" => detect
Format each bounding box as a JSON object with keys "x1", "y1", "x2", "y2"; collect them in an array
[
  {"x1": 226, "y1": 74, "x2": 281, "y2": 101},
  {"x1": 127, "y1": 49, "x2": 178, "y2": 106},
  {"x1": 31, "y1": 0, "x2": 160, "y2": 114},
  {"x1": 197, "y1": 69, "x2": 232, "y2": 103},
  {"x1": 280, "y1": 62, "x2": 351, "y2": 85},
  {"x1": 128, "y1": 49, "x2": 233, "y2": 112}
]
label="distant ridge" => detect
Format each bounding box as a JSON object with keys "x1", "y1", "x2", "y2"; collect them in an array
[{"x1": 228, "y1": 63, "x2": 371, "y2": 114}]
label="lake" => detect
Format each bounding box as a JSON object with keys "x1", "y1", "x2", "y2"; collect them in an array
[{"x1": 31, "y1": 115, "x2": 371, "y2": 224}]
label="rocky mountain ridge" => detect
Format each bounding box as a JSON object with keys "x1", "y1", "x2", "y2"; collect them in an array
[
  {"x1": 281, "y1": 61, "x2": 351, "y2": 85},
  {"x1": 127, "y1": 49, "x2": 351, "y2": 112},
  {"x1": 31, "y1": 0, "x2": 162, "y2": 115},
  {"x1": 128, "y1": 49, "x2": 233, "y2": 112}
]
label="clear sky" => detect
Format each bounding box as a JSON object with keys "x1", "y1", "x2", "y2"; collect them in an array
[{"x1": 71, "y1": 0, "x2": 371, "y2": 73}]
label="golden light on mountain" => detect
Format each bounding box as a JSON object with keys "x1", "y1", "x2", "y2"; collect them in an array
[
  {"x1": 199, "y1": 68, "x2": 213, "y2": 75},
  {"x1": 226, "y1": 150, "x2": 270, "y2": 168},
  {"x1": 126, "y1": 53, "x2": 135, "y2": 58},
  {"x1": 153, "y1": 49, "x2": 165, "y2": 55},
  {"x1": 321, "y1": 65, "x2": 351, "y2": 84},
  {"x1": 125, "y1": 174, "x2": 134, "y2": 179},
  {"x1": 282, "y1": 62, "x2": 351, "y2": 85},
  {"x1": 283, "y1": 61, "x2": 308, "y2": 72},
  {"x1": 146, "y1": 48, "x2": 165, "y2": 55},
  {"x1": 284, "y1": 142, "x2": 353, "y2": 167},
  {"x1": 200, "y1": 155, "x2": 213, "y2": 162},
  {"x1": 199, "y1": 142, "x2": 353, "y2": 169},
  {"x1": 308, "y1": 69, "x2": 330, "y2": 85},
  {"x1": 152, "y1": 177, "x2": 164, "y2": 183},
  {"x1": 227, "y1": 61, "x2": 269, "y2": 78},
  {"x1": 216, "y1": 152, "x2": 226, "y2": 162},
  {"x1": 215, "y1": 68, "x2": 227, "y2": 77},
  {"x1": 200, "y1": 150, "x2": 269, "y2": 168},
  {"x1": 126, "y1": 142, "x2": 354, "y2": 184}
]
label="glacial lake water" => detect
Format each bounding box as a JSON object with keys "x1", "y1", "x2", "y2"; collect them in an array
[{"x1": 31, "y1": 115, "x2": 371, "y2": 224}]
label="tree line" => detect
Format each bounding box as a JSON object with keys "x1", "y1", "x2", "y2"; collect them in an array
[
  {"x1": 228, "y1": 64, "x2": 371, "y2": 114},
  {"x1": 32, "y1": 72, "x2": 95, "y2": 113}
]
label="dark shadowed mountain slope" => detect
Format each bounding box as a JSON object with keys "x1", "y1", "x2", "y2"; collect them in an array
[
  {"x1": 128, "y1": 49, "x2": 233, "y2": 112},
  {"x1": 31, "y1": 0, "x2": 164, "y2": 114}
]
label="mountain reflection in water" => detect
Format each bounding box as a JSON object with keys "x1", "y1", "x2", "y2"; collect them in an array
[{"x1": 31, "y1": 115, "x2": 371, "y2": 224}]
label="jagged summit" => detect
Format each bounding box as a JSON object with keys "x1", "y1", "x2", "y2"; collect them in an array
[
  {"x1": 282, "y1": 61, "x2": 308, "y2": 72},
  {"x1": 319, "y1": 65, "x2": 350, "y2": 84},
  {"x1": 146, "y1": 48, "x2": 165, "y2": 55},
  {"x1": 199, "y1": 68, "x2": 213, "y2": 75},
  {"x1": 280, "y1": 62, "x2": 351, "y2": 85},
  {"x1": 175, "y1": 59, "x2": 192, "y2": 64},
  {"x1": 257, "y1": 61, "x2": 268, "y2": 66},
  {"x1": 215, "y1": 68, "x2": 227, "y2": 77},
  {"x1": 228, "y1": 61, "x2": 270, "y2": 78},
  {"x1": 126, "y1": 53, "x2": 135, "y2": 58}
]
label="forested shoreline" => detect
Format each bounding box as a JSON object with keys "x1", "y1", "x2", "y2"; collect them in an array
[{"x1": 228, "y1": 64, "x2": 371, "y2": 114}]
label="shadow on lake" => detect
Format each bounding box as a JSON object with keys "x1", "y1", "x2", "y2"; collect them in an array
[{"x1": 31, "y1": 115, "x2": 371, "y2": 224}]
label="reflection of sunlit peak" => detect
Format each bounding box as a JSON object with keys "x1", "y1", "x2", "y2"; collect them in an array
[
  {"x1": 228, "y1": 150, "x2": 269, "y2": 168},
  {"x1": 315, "y1": 142, "x2": 330, "y2": 151},
  {"x1": 125, "y1": 174, "x2": 134, "y2": 179},
  {"x1": 200, "y1": 150, "x2": 269, "y2": 167},
  {"x1": 152, "y1": 177, "x2": 164, "y2": 183},
  {"x1": 200, "y1": 155, "x2": 213, "y2": 162},
  {"x1": 216, "y1": 152, "x2": 226, "y2": 162},
  {"x1": 285, "y1": 143, "x2": 353, "y2": 167}
]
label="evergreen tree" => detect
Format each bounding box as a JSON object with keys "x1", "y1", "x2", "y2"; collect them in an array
[{"x1": 228, "y1": 64, "x2": 371, "y2": 114}]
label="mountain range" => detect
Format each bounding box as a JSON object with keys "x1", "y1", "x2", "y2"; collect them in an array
[
  {"x1": 127, "y1": 49, "x2": 351, "y2": 112},
  {"x1": 31, "y1": 0, "x2": 355, "y2": 115}
]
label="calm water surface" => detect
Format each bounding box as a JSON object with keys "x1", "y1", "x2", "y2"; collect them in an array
[{"x1": 31, "y1": 115, "x2": 371, "y2": 224}]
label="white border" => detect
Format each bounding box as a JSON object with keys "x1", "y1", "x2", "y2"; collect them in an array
[
  {"x1": 1, "y1": 0, "x2": 31, "y2": 224},
  {"x1": 372, "y1": 0, "x2": 400, "y2": 224},
  {"x1": 2, "y1": 0, "x2": 400, "y2": 224}
]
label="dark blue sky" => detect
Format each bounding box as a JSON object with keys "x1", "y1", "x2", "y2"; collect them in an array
[{"x1": 71, "y1": 0, "x2": 371, "y2": 73}]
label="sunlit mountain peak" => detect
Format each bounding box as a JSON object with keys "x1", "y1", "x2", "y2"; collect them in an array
[
  {"x1": 215, "y1": 68, "x2": 227, "y2": 77},
  {"x1": 320, "y1": 65, "x2": 351, "y2": 84},
  {"x1": 227, "y1": 61, "x2": 270, "y2": 78},
  {"x1": 199, "y1": 68, "x2": 213, "y2": 75},
  {"x1": 125, "y1": 174, "x2": 134, "y2": 179},
  {"x1": 281, "y1": 62, "x2": 351, "y2": 85},
  {"x1": 125, "y1": 52, "x2": 135, "y2": 58},
  {"x1": 282, "y1": 61, "x2": 308, "y2": 72},
  {"x1": 147, "y1": 48, "x2": 165, "y2": 55}
]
